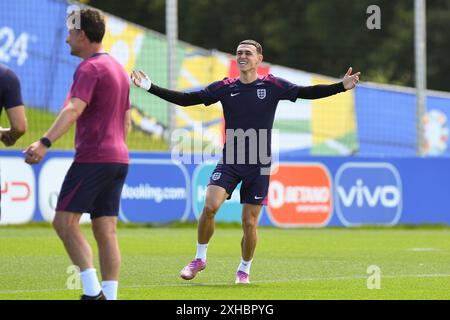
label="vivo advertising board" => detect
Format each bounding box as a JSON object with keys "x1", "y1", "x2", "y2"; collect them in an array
[{"x1": 335, "y1": 162, "x2": 402, "y2": 226}]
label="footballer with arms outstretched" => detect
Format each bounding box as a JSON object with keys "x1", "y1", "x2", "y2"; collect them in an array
[
  {"x1": 132, "y1": 40, "x2": 360, "y2": 284},
  {"x1": 24, "y1": 9, "x2": 131, "y2": 300}
]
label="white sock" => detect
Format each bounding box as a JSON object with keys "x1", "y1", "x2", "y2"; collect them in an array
[
  {"x1": 102, "y1": 281, "x2": 118, "y2": 300},
  {"x1": 79, "y1": 268, "x2": 102, "y2": 297},
  {"x1": 237, "y1": 259, "x2": 253, "y2": 274},
  {"x1": 195, "y1": 242, "x2": 208, "y2": 262}
]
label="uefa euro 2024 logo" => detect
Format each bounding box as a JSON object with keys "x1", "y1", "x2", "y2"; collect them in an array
[{"x1": 423, "y1": 110, "x2": 449, "y2": 156}]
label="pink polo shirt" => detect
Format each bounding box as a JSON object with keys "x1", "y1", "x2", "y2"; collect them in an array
[{"x1": 67, "y1": 53, "x2": 130, "y2": 164}]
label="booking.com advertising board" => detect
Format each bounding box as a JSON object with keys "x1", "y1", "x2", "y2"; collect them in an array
[{"x1": 1, "y1": 150, "x2": 450, "y2": 227}]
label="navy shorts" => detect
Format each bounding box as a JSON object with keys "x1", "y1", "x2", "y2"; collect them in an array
[
  {"x1": 208, "y1": 163, "x2": 270, "y2": 205},
  {"x1": 56, "y1": 162, "x2": 128, "y2": 219}
]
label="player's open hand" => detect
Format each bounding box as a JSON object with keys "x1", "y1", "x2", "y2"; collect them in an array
[
  {"x1": 23, "y1": 140, "x2": 48, "y2": 165},
  {"x1": 342, "y1": 67, "x2": 361, "y2": 90},
  {"x1": 131, "y1": 70, "x2": 152, "y2": 91}
]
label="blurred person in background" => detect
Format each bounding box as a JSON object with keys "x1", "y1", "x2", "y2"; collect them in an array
[
  {"x1": 0, "y1": 63, "x2": 27, "y2": 146},
  {"x1": 0, "y1": 63, "x2": 27, "y2": 219}
]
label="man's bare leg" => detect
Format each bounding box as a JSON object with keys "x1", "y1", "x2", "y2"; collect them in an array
[
  {"x1": 180, "y1": 185, "x2": 228, "y2": 280},
  {"x1": 236, "y1": 204, "x2": 263, "y2": 283},
  {"x1": 92, "y1": 216, "x2": 120, "y2": 300},
  {"x1": 53, "y1": 212, "x2": 102, "y2": 296}
]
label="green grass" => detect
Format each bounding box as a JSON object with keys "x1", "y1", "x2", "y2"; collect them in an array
[
  {"x1": 312, "y1": 132, "x2": 359, "y2": 155},
  {"x1": 273, "y1": 119, "x2": 310, "y2": 133},
  {"x1": 0, "y1": 107, "x2": 168, "y2": 151},
  {"x1": 0, "y1": 225, "x2": 449, "y2": 300}
]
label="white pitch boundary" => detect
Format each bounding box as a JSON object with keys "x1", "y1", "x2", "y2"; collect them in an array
[{"x1": 1, "y1": 273, "x2": 449, "y2": 295}]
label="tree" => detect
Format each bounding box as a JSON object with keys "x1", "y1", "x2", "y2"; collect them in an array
[{"x1": 86, "y1": 0, "x2": 450, "y2": 91}]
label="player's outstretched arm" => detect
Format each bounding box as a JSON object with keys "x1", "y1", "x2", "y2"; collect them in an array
[
  {"x1": 131, "y1": 70, "x2": 152, "y2": 91},
  {"x1": 296, "y1": 67, "x2": 360, "y2": 100},
  {"x1": 342, "y1": 67, "x2": 360, "y2": 90},
  {"x1": 131, "y1": 70, "x2": 203, "y2": 107}
]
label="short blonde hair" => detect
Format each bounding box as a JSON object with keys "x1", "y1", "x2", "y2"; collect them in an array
[{"x1": 238, "y1": 40, "x2": 263, "y2": 54}]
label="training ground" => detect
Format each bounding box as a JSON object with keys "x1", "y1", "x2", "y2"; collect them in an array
[{"x1": 0, "y1": 224, "x2": 449, "y2": 300}]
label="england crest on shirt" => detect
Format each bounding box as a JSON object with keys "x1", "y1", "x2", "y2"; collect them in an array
[
  {"x1": 257, "y1": 89, "x2": 266, "y2": 100},
  {"x1": 211, "y1": 172, "x2": 221, "y2": 181}
]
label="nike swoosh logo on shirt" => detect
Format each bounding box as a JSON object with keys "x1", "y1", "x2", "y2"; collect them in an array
[
  {"x1": 254, "y1": 196, "x2": 263, "y2": 200},
  {"x1": 231, "y1": 93, "x2": 240, "y2": 97}
]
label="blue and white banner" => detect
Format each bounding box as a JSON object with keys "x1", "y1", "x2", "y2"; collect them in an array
[
  {"x1": 1, "y1": 150, "x2": 450, "y2": 227},
  {"x1": 334, "y1": 162, "x2": 402, "y2": 226},
  {"x1": 120, "y1": 159, "x2": 190, "y2": 223},
  {"x1": 1, "y1": 0, "x2": 78, "y2": 112}
]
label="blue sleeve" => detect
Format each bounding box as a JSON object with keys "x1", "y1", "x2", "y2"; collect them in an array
[
  {"x1": 3, "y1": 69, "x2": 23, "y2": 109},
  {"x1": 198, "y1": 80, "x2": 227, "y2": 106},
  {"x1": 274, "y1": 76, "x2": 300, "y2": 102}
]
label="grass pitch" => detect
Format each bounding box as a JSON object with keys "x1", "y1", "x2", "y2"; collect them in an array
[
  {"x1": 0, "y1": 107, "x2": 168, "y2": 151},
  {"x1": 0, "y1": 224, "x2": 449, "y2": 300}
]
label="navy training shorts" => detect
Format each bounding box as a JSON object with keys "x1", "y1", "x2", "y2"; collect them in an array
[
  {"x1": 208, "y1": 163, "x2": 270, "y2": 205},
  {"x1": 56, "y1": 162, "x2": 128, "y2": 219}
]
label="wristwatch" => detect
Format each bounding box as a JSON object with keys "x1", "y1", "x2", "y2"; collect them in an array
[{"x1": 40, "y1": 137, "x2": 52, "y2": 148}]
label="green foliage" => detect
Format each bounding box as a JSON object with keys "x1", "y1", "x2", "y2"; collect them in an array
[{"x1": 86, "y1": 0, "x2": 449, "y2": 92}]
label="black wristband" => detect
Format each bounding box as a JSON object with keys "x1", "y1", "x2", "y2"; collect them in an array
[{"x1": 40, "y1": 137, "x2": 52, "y2": 148}]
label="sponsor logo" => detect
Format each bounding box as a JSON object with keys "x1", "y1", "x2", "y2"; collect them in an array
[
  {"x1": 0, "y1": 157, "x2": 36, "y2": 224},
  {"x1": 267, "y1": 163, "x2": 332, "y2": 227},
  {"x1": 120, "y1": 159, "x2": 189, "y2": 223},
  {"x1": 337, "y1": 179, "x2": 400, "y2": 208},
  {"x1": 121, "y1": 184, "x2": 186, "y2": 203},
  {"x1": 335, "y1": 162, "x2": 402, "y2": 226},
  {"x1": 2, "y1": 182, "x2": 31, "y2": 201},
  {"x1": 231, "y1": 92, "x2": 240, "y2": 97}
]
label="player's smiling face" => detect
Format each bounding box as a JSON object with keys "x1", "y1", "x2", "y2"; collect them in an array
[{"x1": 236, "y1": 44, "x2": 262, "y2": 72}]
